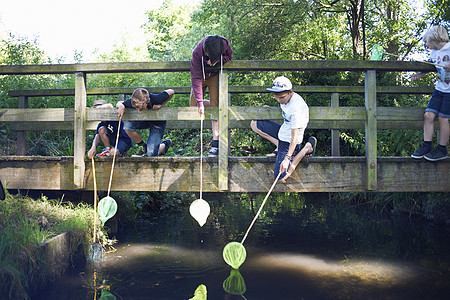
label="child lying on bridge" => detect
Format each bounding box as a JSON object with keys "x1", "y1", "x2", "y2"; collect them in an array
[
  {"x1": 87, "y1": 100, "x2": 132, "y2": 159},
  {"x1": 251, "y1": 76, "x2": 317, "y2": 181},
  {"x1": 116, "y1": 88, "x2": 174, "y2": 157}
]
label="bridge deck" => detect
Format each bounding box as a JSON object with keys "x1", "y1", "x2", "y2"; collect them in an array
[{"x1": 0, "y1": 156, "x2": 448, "y2": 193}]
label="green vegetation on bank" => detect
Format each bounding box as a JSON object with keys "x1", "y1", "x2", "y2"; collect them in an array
[{"x1": 0, "y1": 191, "x2": 110, "y2": 300}]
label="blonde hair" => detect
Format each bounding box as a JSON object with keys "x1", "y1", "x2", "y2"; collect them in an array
[
  {"x1": 131, "y1": 88, "x2": 149, "y2": 110},
  {"x1": 423, "y1": 25, "x2": 449, "y2": 43}
]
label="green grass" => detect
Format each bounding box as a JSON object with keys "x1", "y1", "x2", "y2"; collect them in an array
[{"x1": 0, "y1": 191, "x2": 111, "y2": 299}]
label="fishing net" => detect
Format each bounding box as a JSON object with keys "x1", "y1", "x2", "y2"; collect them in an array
[
  {"x1": 88, "y1": 242, "x2": 104, "y2": 263},
  {"x1": 189, "y1": 284, "x2": 207, "y2": 300},
  {"x1": 223, "y1": 242, "x2": 247, "y2": 269},
  {"x1": 189, "y1": 198, "x2": 210, "y2": 227},
  {"x1": 89, "y1": 157, "x2": 104, "y2": 263},
  {"x1": 98, "y1": 196, "x2": 117, "y2": 225},
  {"x1": 223, "y1": 269, "x2": 246, "y2": 296},
  {"x1": 370, "y1": 44, "x2": 384, "y2": 61}
]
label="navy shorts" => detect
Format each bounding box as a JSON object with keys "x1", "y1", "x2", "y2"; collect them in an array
[
  {"x1": 426, "y1": 90, "x2": 450, "y2": 118},
  {"x1": 256, "y1": 120, "x2": 302, "y2": 180}
]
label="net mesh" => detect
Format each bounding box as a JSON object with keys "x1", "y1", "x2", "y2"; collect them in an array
[
  {"x1": 98, "y1": 196, "x2": 117, "y2": 225},
  {"x1": 370, "y1": 44, "x2": 384, "y2": 61},
  {"x1": 223, "y1": 242, "x2": 246, "y2": 269}
]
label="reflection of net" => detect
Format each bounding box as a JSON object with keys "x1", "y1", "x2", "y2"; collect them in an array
[
  {"x1": 189, "y1": 284, "x2": 207, "y2": 300},
  {"x1": 223, "y1": 269, "x2": 246, "y2": 296},
  {"x1": 370, "y1": 44, "x2": 384, "y2": 61}
]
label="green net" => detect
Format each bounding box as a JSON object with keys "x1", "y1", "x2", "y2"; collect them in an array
[
  {"x1": 223, "y1": 269, "x2": 246, "y2": 296},
  {"x1": 189, "y1": 199, "x2": 210, "y2": 227},
  {"x1": 98, "y1": 196, "x2": 117, "y2": 225},
  {"x1": 370, "y1": 44, "x2": 384, "y2": 61},
  {"x1": 223, "y1": 241, "x2": 247, "y2": 269},
  {"x1": 189, "y1": 284, "x2": 207, "y2": 300},
  {"x1": 99, "y1": 289, "x2": 116, "y2": 300}
]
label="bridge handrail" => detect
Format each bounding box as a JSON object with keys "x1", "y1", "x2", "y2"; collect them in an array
[{"x1": 0, "y1": 60, "x2": 439, "y2": 191}]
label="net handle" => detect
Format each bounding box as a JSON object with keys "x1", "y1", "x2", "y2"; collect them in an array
[
  {"x1": 91, "y1": 157, "x2": 97, "y2": 243},
  {"x1": 241, "y1": 172, "x2": 281, "y2": 244},
  {"x1": 107, "y1": 117, "x2": 122, "y2": 196},
  {"x1": 200, "y1": 114, "x2": 204, "y2": 200}
]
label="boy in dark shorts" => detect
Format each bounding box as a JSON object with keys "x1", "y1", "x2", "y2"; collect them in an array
[
  {"x1": 87, "y1": 100, "x2": 132, "y2": 159},
  {"x1": 410, "y1": 25, "x2": 450, "y2": 161},
  {"x1": 116, "y1": 88, "x2": 174, "y2": 157},
  {"x1": 251, "y1": 76, "x2": 317, "y2": 181}
]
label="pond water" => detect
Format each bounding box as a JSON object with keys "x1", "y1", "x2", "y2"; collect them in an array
[{"x1": 34, "y1": 193, "x2": 450, "y2": 300}]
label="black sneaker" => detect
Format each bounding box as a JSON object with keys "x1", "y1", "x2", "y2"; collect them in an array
[
  {"x1": 411, "y1": 143, "x2": 432, "y2": 159},
  {"x1": 160, "y1": 139, "x2": 172, "y2": 156},
  {"x1": 424, "y1": 147, "x2": 448, "y2": 161},
  {"x1": 132, "y1": 144, "x2": 147, "y2": 157},
  {"x1": 208, "y1": 146, "x2": 219, "y2": 157}
]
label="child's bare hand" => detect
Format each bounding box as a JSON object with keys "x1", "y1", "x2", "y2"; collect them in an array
[
  {"x1": 444, "y1": 62, "x2": 450, "y2": 72},
  {"x1": 410, "y1": 73, "x2": 424, "y2": 81},
  {"x1": 152, "y1": 104, "x2": 162, "y2": 110},
  {"x1": 280, "y1": 165, "x2": 296, "y2": 182},
  {"x1": 87, "y1": 148, "x2": 96, "y2": 159}
]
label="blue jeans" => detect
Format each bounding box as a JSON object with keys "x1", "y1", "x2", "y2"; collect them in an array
[{"x1": 123, "y1": 120, "x2": 167, "y2": 156}]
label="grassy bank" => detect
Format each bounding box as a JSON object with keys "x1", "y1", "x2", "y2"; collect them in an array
[{"x1": 0, "y1": 191, "x2": 109, "y2": 300}]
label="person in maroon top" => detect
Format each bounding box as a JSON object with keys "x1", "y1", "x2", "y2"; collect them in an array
[{"x1": 190, "y1": 35, "x2": 233, "y2": 156}]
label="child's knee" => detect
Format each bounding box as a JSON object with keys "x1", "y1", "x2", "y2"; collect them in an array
[{"x1": 424, "y1": 111, "x2": 436, "y2": 121}]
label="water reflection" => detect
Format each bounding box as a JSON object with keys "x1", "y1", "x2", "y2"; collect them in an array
[
  {"x1": 223, "y1": 269, "x2": 246, "y2": 296},
  {"x1": 34, "y1": 193, "x2": 450, "y2": 300}
]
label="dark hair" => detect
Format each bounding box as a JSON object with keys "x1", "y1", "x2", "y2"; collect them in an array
[{"x1": 203, "y1": 35, "x2": 224, "y2": 64}]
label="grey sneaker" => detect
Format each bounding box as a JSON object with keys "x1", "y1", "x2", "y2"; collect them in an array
[
  {"x1": 132, "y1": 144, "x2": 147, "y2": 157},
  {"x1": 160, "y1": 139, "x2": 172, "y2": 156},
  {"x1": 424, "y1": 147, "x2": 448, "y2": 161},
  {"x1": 411, "y1": 143, "x2": 432, "y2": 159}
]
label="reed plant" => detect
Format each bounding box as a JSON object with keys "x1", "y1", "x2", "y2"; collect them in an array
[{"x1": 0, "y1": 191, "x2": 109, "y2": 299}]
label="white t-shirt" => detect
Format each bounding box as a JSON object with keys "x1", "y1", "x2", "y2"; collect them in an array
[
  {"x1": 430, "y1": 42, "x2": 450, "y2": 93},
  {"x1": 278, "y1": 92, "x2": 309, "y2": 143}
]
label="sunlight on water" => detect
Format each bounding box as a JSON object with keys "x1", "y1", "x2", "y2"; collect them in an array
[{"x1": 249, "y1": 253, "x2": 416, "y2": 284}]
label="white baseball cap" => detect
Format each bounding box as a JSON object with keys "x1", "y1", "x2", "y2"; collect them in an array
[{"x1": 267, "y1": 76, "x2": 293, "y2": 92}]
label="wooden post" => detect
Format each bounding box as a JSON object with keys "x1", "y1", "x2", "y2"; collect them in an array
[
  {"x1": 365, "y1": 70, "x2": 377, "y2": 190},
  {"x1": 17, "y1": 96, "x2": 28, "y2": 155},
  {"x1": 331, "y1": 92, "x2": 340, "y2": 156},
  {"x1": 218, "y1": 71, "x2": 229, "y2": 191},
  {"x1": 74, "y1": 72, "x2": 87, "y2": 189}
]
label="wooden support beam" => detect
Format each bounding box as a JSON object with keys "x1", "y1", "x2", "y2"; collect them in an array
[
  {"x1": 365, "y1": 70, "x2": 377, "y2": 190},
  {"x1": 331, "y1": 93, "x2": 340, "y2": 156},
  {"x1": 17, "y1": 96, "x2": 28, "y2": 156},
  {"x1": 218, "y1": 71, "x2": 229, "y2": 191},
  {"x1": 0, "y1": 156, "x2": 448, "y2": 192},
  {"x1": 74, "y1": 73, "x2": 87, "y2": 189}
]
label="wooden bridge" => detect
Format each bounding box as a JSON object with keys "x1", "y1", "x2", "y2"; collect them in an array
[{"x1": 0, "y1": 61, "x2": 449, "y2": 193}]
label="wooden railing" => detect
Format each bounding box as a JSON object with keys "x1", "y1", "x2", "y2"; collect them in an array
[{"x1": 0, "y1": 60, "x2": 441, "y2": 192}]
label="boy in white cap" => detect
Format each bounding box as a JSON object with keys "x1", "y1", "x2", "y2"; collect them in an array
[{"x1": 251, "y1": 76, "x2": 317, "y2": 181}]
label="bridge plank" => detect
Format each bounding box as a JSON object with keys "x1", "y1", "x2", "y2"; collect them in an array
[{"x1": 0, "y1": 156, "x2": 448, "y2": 192}]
